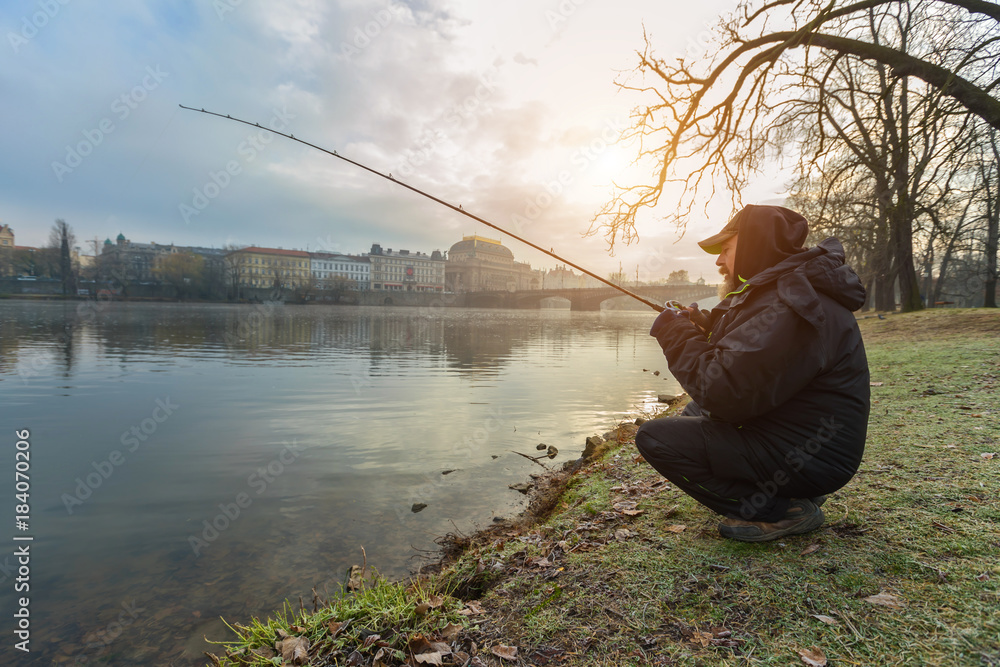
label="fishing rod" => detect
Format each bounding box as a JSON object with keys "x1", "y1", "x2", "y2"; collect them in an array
[{"x1": 178, "y1": 105, "x2": 664, "y2": 312}]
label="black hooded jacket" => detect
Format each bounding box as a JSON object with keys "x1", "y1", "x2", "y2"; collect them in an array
[{"x1": 653, "y1": 211, "x2": 870, "y2": 480}]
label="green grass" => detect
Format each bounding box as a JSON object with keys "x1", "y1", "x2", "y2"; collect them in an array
[{"x1": 209, "y1": 309, "x2": 1000, "y2": 666}]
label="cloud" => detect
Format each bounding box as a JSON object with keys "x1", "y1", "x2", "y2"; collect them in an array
[
  {"x1": 513, "y1": 51, "x2": 538, "y2": 66},
  {"x1": 0, "y1": 0, "x2": 759, "y2": 280}
]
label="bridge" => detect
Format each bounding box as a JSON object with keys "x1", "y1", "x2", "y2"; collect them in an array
[{"x1": 463, "y1": 284, "x2": 719, "y2": 311}]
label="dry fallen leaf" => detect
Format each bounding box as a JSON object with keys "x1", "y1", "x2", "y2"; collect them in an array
[
  {"x1": 407, "y1": 634, "x2": 436, "y2": 655},
  {"x1": 870, "y1": 381, "x2": 884, "y2": 386},
  {"x1": 665, "y1": 524, "x2": 687, "y2": 533},
  {"x1": 440, "y1": 622, "x2": 463, "y2": 640},
  {"x1": 276, "y1": 637, "x2": 310, "y2": 666},
  {"x1": 810, "y1": 614, "x2": 839, "y2": 626},
  {"x1": 800, "y1": 543, "x2": 821, "y2": 556},
  {"x1": 458, "y1": 601, "x2": 483, "y2": 616},
  {"x1": 347, "y1": 564, "x2": 363, "y2": 591},
  {"x1": 614, "y1": 528, "x2": 631, "y2": 540},
  {"x1": 414, "y1": 652, "x2": 445, "y2": 666},
  {"x1": 491, "y1": 645, "x2": 518, "y2": 660},
  {"x1": 328, "y1": 620, "x2": 347, "y2": 637},
  {"x1": 865, "y1": 592, "x2": 906, "y2": 609},
  {"x1": 798, "y1": 646, "x2": 827, "y2": 666},
  {"x1": 981, "y1": 452, "x2": 996, "y2": 460}
]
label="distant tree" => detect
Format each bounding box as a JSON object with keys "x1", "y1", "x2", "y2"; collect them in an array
[
  {"x1": 0, "y1": 244, "x2": 11, "y2": 277},
  {"x1": 667, "y1": 269, "x2": 690, "y2": 284},
  {"x1": 318, "y1": 274, "x2": 357, "y2": 302},
  {"x1": 607, "y1": 269, "x2": 629, "y2": 286},
  {"x1": 48, "y1": 220, "x2": 76, "y2": 294},
  {"x1": 222, "y1": 245, "x2": 246, "y2": 301},
  {"x1": 200, "y1": 256, "x2": 228, "y2": 300},
  {"x1": 157, "y1": 252, "x2": 205, "y2": 299}
]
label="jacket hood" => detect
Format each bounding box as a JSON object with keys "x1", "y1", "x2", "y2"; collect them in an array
[
  {"x1": 740, "y1": 237, "x2": 866, "y2": 323},
  {"x1": 733, "y1": 205, "x2": 809, "y2": 281}
]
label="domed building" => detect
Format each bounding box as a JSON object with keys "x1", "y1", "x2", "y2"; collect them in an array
[{"x1": 445, "y1": 235, "x2": 540, "y2": 292}]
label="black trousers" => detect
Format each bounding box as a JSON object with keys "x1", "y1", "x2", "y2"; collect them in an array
[{"x1": 635, "y1": 402, "x2": 841, "y2": 522}]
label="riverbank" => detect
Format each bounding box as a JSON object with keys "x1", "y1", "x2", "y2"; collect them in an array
[{"x1": 206, "y1": 309, "x2": 999, "y2": 667}]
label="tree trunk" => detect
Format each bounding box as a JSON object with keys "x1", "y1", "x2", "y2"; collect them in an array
[{"x1": 985, "y1": 141, "x2": 1000, "y2": 307}]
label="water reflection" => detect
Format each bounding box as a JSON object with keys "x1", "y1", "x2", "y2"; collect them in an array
[{"x1": 0, "y1": 301, "x2": 692, "y2": 666}]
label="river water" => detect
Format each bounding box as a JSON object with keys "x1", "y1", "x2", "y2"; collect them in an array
[{"x1": 0, "y1": 299, "x2": 712, "y2": 666}]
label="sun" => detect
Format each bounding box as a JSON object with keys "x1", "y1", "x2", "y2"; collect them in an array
[{"x1": 585, "y1": 143, "x2": 638, "y2": 189}]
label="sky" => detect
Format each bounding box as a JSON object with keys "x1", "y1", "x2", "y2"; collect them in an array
[{"x1": 0, "y1": 0, "x2": 791, "y2": 282}]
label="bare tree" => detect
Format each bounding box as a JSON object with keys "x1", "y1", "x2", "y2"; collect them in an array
[
  {"x1": 49, "y1": 219, "x2": 76, "y2": 295},
  {"x1": 222, "y1": 245, "x2": 246, "y2": 301},
  {"x1": 595, "y1": 0, "x2": 999, "y2": 311},
  {"x1": 156, "y1": 252, "x2": 205, "y2": 300}
]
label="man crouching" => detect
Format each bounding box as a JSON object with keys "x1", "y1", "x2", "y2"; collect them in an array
[{"x1": 637, "y1": 204, "x2": 870, "y2": 542}]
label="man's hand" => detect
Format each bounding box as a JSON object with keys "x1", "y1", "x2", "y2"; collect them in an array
[
  {"x1": 684, "y1": 303, "x2": 711, "y2": 335},
  {"x1": 650, "y1": 305, "x2": 687, "y2": 339}
]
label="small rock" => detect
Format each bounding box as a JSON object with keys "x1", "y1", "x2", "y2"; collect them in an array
[
  {"x1": 658, "y1": 393, "x2": 684, "y2": 404},
  {"x1": 546, "y1": 445, "x2": 558, "y2": 459},
  {"x1": 583, "y1": 435, "x2": 605, "y2": 459},
  {"x1": 536, "y1": 443, "x2": 547, "y2": 451},
  {"x1": 634, "y1": 417, "x2": 647, "y2": 426},
  {"x1": 491, "y1": 455, "x2": 499, "y2": 459},
  {"x1": 509, "y1": 482, "x2": 532, "y2": 494},
  {"x1": 442, "y1": 469, "x2": 458, "y2": 475},
  {"x1": 411, "y1": 503, "x2": 428, "y2": 513},
  {"x1": 653, "y1": 370, "x2": 660, "y2": 376}
]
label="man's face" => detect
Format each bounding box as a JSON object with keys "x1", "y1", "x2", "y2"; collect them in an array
[
  {"x1": 716, "y1": 234, "x2": 738, "y2": 280},
  {"x1": 716, "y1": 234, "x2": 739, "y2": 298}
]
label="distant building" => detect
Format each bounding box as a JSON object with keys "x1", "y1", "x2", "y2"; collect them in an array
[
  {"x1": 541, "y1": 265, "x2": 602, "y2": 290},
  {"x1": 227, "y1": 246, "x2": 311, "y2": 289},
  {"x1": 311, "y1": 252, "x2": 370, "y2": 290},
  {"x1": 367, "y1": 243, "x2": 445, "y2": 292},
  {"x1": 101, "y1": 233, "x2": 226, "y2": 281},
  {"x1": 445, "y1": 235, "x2": 540, "y2": 292},
  {"x1": 0, "y1": 223, "x2": 13, "y2": 277}
]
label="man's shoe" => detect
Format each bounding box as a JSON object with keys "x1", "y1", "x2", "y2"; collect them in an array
[
  {"x1": 811, "y1": 495, "x2": 828, "y2": 507},
  {"x1": 719, "y1": 498, "x2": 825, "y2": 543}
]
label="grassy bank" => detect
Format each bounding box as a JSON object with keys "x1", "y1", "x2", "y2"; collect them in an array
[{"x1": 207, "y1": 309, "x2": 999, "y2": 667}]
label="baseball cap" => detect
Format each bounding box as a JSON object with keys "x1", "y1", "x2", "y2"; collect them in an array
[{"x1": 697, "y1": 207, "x2": 750, "y2": 255}]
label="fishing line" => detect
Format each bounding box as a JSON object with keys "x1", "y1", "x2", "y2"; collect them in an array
[{"x1": 178, "y1": 104, "x2": 664, "y2": 312}]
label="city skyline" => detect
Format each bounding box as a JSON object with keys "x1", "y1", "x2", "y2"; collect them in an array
[{"x1": 2, "y1": 0, "x2": 787, "y2": 285}]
